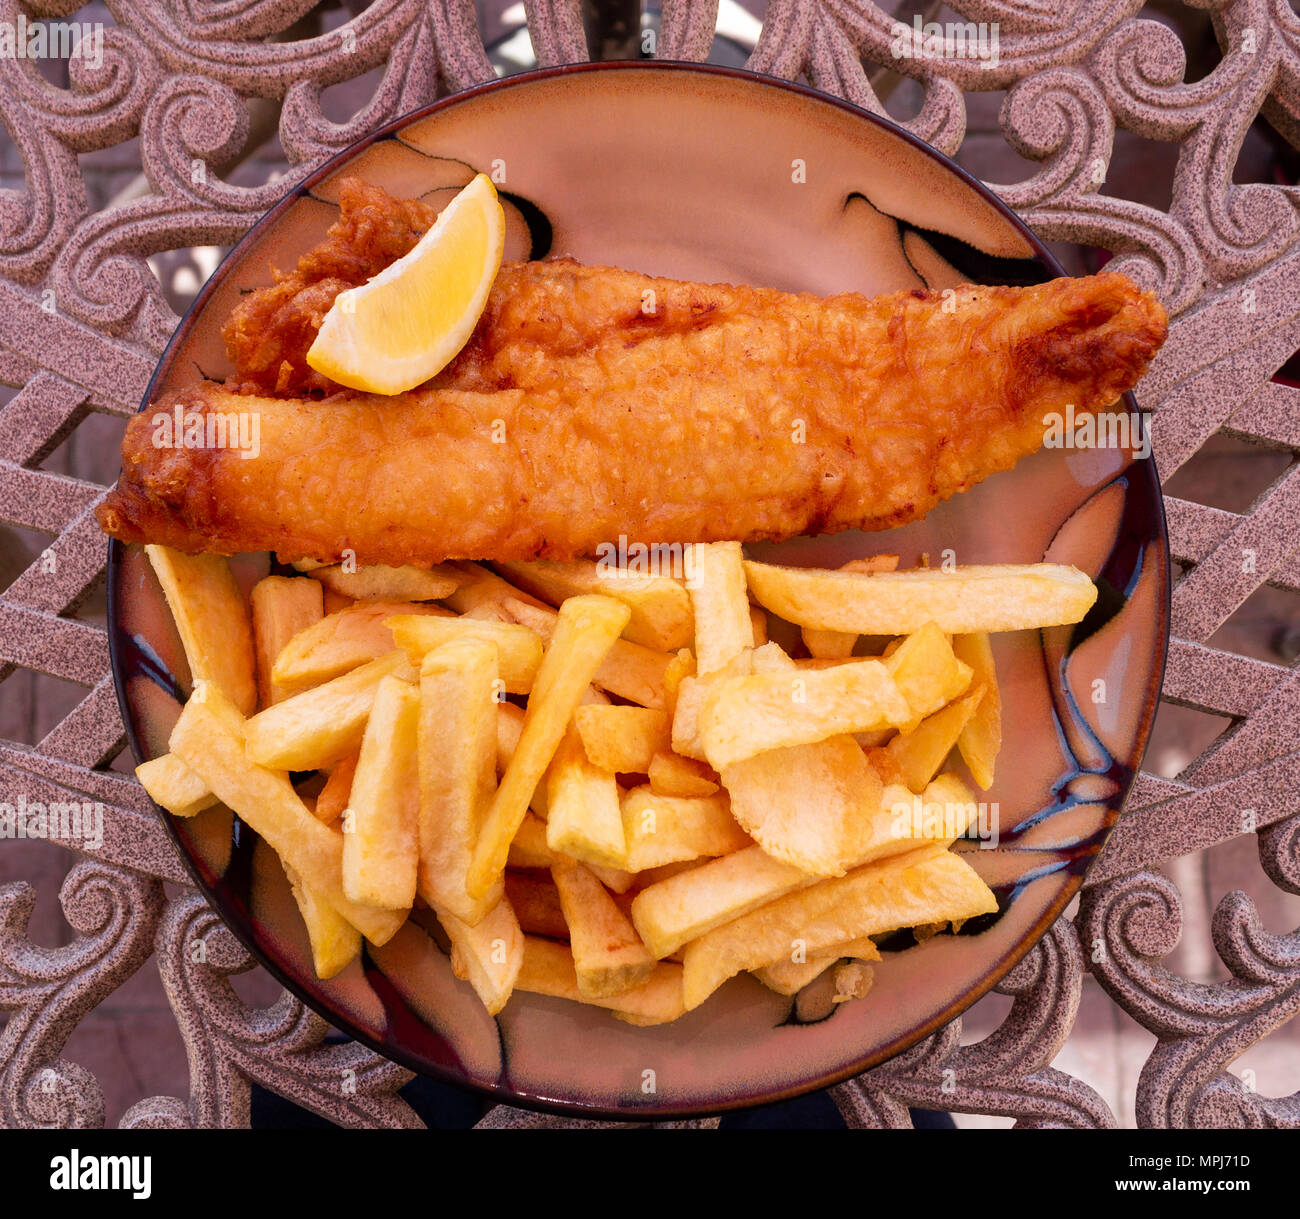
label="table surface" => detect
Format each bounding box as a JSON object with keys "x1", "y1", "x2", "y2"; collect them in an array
[{"x1": 1, "y1": 0, "x2": 1298, "y2": 1130}]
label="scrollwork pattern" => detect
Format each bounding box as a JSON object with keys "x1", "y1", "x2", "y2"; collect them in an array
[
  {"x1": 0, "y1": 0, "x2": 1297, "y2": 1129},
  {"x1": 142, "y1": 892, "x2": 421, "y2": 1129},
  {"x1": 0, "y1": 862, "x2": 163, "y2": 1128},
  {"x1": 834, "y1": 921, "x2": 1118, "y2": 1128},
  {"x1": 1080, "y1": 877, "x2": 1300, "y2": 1128}
]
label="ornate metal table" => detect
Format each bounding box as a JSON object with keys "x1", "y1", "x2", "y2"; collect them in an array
[{"x1": 1, "y1": 0, "x2": 1297, "y2": 1130}]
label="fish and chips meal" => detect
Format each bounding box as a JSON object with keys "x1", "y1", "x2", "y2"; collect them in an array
[
  {"x1": 102, "y1": 173, "x2": 1168, "y2": 1025},
  {"x1": 99, "y1": 178, "x2": 1167, "y2": 565}
]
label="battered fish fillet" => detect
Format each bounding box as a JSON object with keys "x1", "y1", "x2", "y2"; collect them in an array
[
  {"x1": 225, "y1": 178, "x2": 729, "y2": 398},
  {"x1": 99, "y1": 264, "x2": 1167, "y2": 565}
]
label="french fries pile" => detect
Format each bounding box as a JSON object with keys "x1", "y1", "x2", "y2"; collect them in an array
[{"x1": 136, "y1": 542, "x2": 1098, "y2": 1024}]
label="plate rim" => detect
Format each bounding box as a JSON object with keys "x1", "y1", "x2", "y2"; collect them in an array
[{"x1": 105, "y1": 59, "x2": 1172, "y2": 1121}]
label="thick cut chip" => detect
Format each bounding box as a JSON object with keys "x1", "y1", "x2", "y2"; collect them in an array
[
  {"x1": 321, "y1": 587, "x2": 353, "y2": 615},
  {"x1": 495, "y1": 700, "x2": 525, "y2": 773},
  {"x1": 546, "y1": 729, "x2": 627, "y2": 869},
  {"x1": 309, "y1": 562, "x2": 460, "y2": 602},
  {"x1": 271, "y1": 599, "x2": 447, "y2": 689},
  {"x1": 589, "y1": 862, "x2": 636, "y2": 893},
  {"x1": 884, "y1": 622, "x2": 973, "y2": 729},
  {"x1": 629, "y1": 844, "x2": 813, "y2": 959},
  {"x1": 386, "y1": 614, "x2": 542, "y2": 694},
  {"x1": 146, "y1": 545, "x2": 257, "y2": 715},
  {"x1": 417, "y1": 639, "x2": 502, "y2": 925},
  {"x1": 800, "y1": 553, "x2": 892, "y2": 663},
  {"x1": 342, "y1": 674, "x2": 419, "y2": 910},
  {"x1": 621, "y1": 787, "x2": 750, "y2": 872},
  {"x1": 519, "y1": 828, "x2": 633, "y2": 894},
  {"x1": 880, "y1": 773, "x2": 985, "y2": 846},
  {"x1": 670, "y1": 651, "x2": 751, "y2": 761},
  {"x1": 749, "y1": 641, "x2": 798, "y2": 674},
  {"x1": 442, "y1": 561, "x2": 548, "y2": 616},
  {"x1": 663, "y1": 648, "x2": 695, "y2": 721},
  {"x1": 250, "y1": 575, "x2": 324, "y2": 706},
  {"x1": 807, "y1": 771, "x2": 980, "y2": 870},
  {"x1": 699, "y1": 658, "x2": 910, "y2": 769},
  {"x1": 169, "y1": 682, "x2": 405, "y2": 945},
  {"x1": 752, "y1": 936, "x2": 880, "y2": 996},
  {"x1": 884, "y1": 684, "x2": 985, "y2": 793},
  {"x1": 840, "y1": 555, "x2": 901, "y2": 574},
  {"x1": 283, "y1": 861, "x2": 362, "y2": 980},
  {"x1": 647, "y1": 750, "x2": 719, "y2": 798},
  {"x1": 952, "y1": 632, "x2": 1002, "y2": 789},
  {"x1": 508, "y1": 812, "x2": 556, "y2": 869},
  {"x1": 502, "y1": 693, "x2": 576, "y2": 818},
  {"x1": 752, "y1": 956, "x2": 836, "y2": 995},
  {"x1": 832, "y1": 959, "x2": 875, "y2": 1002},
  {"x1": 573, "y1": 705, "x2": 670, "y2": 774},
  {"x1": 551, "y1": 857, "x2": 655, "y2": 997},
  {"x1": 439, "y1": 897, "x2": 523, "y2": 1016},
  {"x1": 631, "y1": 859, "x2": 708, "y2": 888},
  {"x1": 721, "y1": 736, "x2": 884, "y2": 876},
  {"x1": 136, "y1": 753, "x2": 217, "y2": 818},
  {"x1": 681, "y1": 845, "x2": 997, "y2": 1009},
  {"x1": 743, "y1": 560, "x2": 1098, "y2": 634},
  {"x1": 802, "y1": 626, "x2": 857, "y2": 660},
  {"x1": 686, "y1": 542, "x2": 751, "y2": 674},
  {"x1": 467, "y1": 595, "x2": 630, "y2": 899},
  {"x1": 502, "y1": 597, "x2": 669, "y2": 708},
  {"x1": 514, "y1": 936, "x2": 686, "y2": 1025},
  {"x1": 243, "y1": 649, "x2": 415, "y2": 770},
  {"x1": 494, "y1": 559, "x2": 693, "y2": 651}
]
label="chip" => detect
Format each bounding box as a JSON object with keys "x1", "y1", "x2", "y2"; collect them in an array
[
  {"x1": 743, "y1": 560, "x2": 1098, "y2": 635},
  {"x1": 681, "y1": 845, "x2": 996, "y2": 1009}
]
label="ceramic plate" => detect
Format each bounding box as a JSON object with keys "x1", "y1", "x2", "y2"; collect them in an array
[{"x1": 107, "y1": 63, "x2": 1169, "y2": 1118}]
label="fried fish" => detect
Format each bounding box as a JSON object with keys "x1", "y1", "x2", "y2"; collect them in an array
[{"x1": 98, "y1": 253, "x2": 1166, "y2": 564}]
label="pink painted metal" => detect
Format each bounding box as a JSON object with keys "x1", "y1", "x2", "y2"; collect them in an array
[{"x1": 0, "y1": 0, "x2": 1297, "y2": 1129}]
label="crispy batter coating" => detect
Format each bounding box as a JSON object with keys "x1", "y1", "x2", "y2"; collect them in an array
[
  {"x1": 100, "y1": 262, "x2": 1167, "y2": 564},
  {"x1": 221, "y1": 178, "x2": 778, "y2": 399}
]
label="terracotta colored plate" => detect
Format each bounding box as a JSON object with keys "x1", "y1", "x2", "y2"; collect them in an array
[{"x1": 107, "y1": 63, "x2": 1169, "y2": 1119}]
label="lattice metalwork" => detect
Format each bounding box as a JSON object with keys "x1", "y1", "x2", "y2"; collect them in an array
[{"x1": 0, "y1": 0, "x2": 1297, "y2": 1129}]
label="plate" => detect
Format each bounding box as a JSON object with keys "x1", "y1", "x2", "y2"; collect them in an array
[{"x1": 107, "y1": 62, "x2": 1169, "y2": 1118}]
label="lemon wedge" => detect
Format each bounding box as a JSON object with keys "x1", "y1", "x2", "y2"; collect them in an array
[{"x1": 306, "y1": 173, "x2": 505, "y2": 395}]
